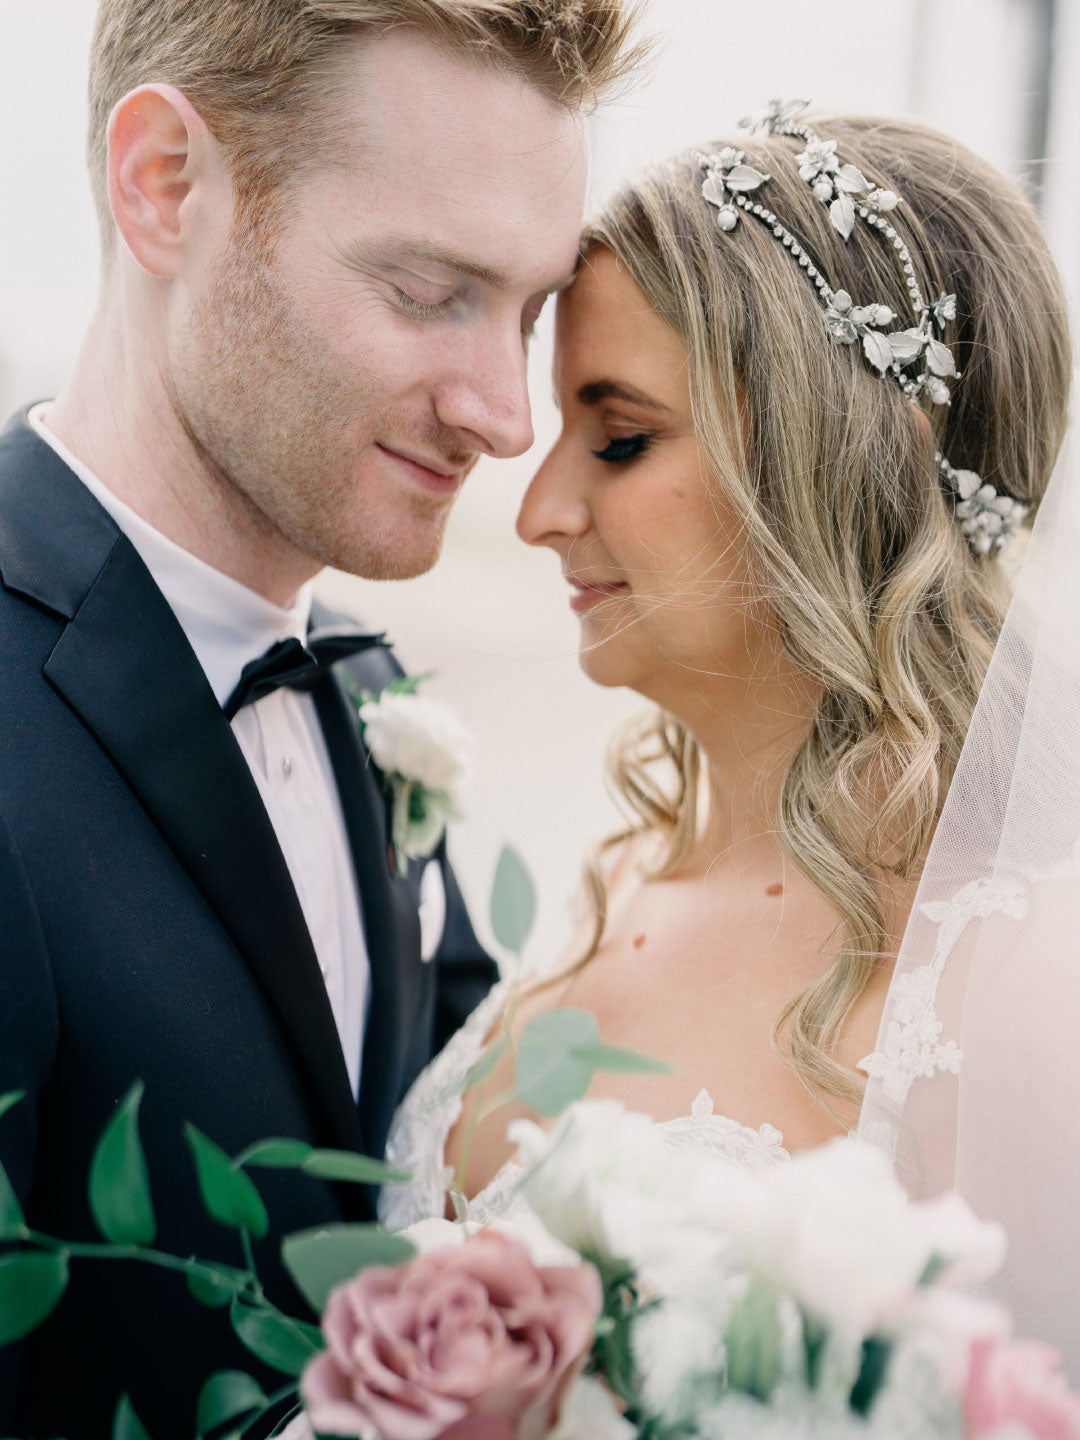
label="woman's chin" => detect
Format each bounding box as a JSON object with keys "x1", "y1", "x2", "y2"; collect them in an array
[{"x1": 577, "y1": 640, "x2": 641, "y2": 693}]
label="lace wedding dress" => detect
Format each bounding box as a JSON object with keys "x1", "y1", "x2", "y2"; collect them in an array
[{"x1": 377, "y1": 977, "x2": 790, "y2": 1232}]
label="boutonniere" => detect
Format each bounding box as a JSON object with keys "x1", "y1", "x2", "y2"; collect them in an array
[{"x1": 351, "y1": 675, "x2": 472, "y2": 876}]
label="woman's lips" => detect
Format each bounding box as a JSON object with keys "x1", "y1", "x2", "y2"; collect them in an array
[
  {"x1": 567, "y1": 578, "x2": 630, "y2": 614},
  {"x1": 376, "y1": 443, "x2": 464, "y2": 496}
]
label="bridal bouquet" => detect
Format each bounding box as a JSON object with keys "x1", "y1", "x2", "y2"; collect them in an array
[
  {"x1": 5, "y1": 846, "x2": 1079, "y2": 1440},
  {"x1": 297, "y1": 1102, "x2": 1080, "y2": 1440}
]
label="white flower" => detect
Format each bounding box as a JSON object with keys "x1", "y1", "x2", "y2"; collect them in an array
[
  {"x1": 359, "y1": 691, "x2": 471, "y2": 794},
  {"x1": 547, "y1": 1377, "x2": 636, "y2": 1440},
  {"x1": 633, "y1": 1297, "x2": 735, "y2": 1425},
  {"x1": 358, "y1": 689, "x2": 472, "y2": 864},
  {"x1": 510, "y1": 1100, "x2": 737, "y2": 1285},
  {"x1": 714, "y1": 1137, "x2": 974, "y2": 1343},
  {"x1": 400, "y1": 1216, "x2": 465, "y2": 1252},
  {"x1": 402, "y1": 1208, "x2": 578, "y2": 1269}
]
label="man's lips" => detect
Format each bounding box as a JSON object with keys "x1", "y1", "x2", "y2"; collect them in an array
[
  {"x1": 376, "y1": 443, "x2": 467, "y2": 495},
  {"x1": 566, "y1": 576, "x2": 630, "y2": 615}
]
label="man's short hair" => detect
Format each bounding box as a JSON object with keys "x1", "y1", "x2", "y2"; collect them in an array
[{"x1": 88, "y1": 0, "x2": 642, "y2": 239}]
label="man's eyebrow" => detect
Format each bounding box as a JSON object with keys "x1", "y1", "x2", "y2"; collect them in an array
[
  {"x1": 371, "y1": 238, "x2": 576, "y2": 295},
  {"x1": 576, "y1": 380, "x2": 674, "y2": 413}
]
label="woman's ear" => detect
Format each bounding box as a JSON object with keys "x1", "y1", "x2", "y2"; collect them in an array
[{"x1": 106, "y1": 83, "x2": 222, "y2": 277}]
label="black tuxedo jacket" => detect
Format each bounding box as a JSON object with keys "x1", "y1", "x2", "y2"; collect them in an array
[{"x1": 0, "y1": 411, "x2": 497, "y2": 1439}]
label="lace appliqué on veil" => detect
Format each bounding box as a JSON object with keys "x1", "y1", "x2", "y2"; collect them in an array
[
  {"x1": 378, "y1": 983, "x2": 790, "y2": 1234},
  {"x1": 858, "y1": 875, "x2": 1028, "y2": 1106}
]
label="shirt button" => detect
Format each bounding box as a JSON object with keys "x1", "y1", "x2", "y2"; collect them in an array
[
  {"x1": 282, "y1": 755, "x2": 294, "y2": 779},
  {"x1": 320, "y1": 962, "x2": 329, "y2": 980}
]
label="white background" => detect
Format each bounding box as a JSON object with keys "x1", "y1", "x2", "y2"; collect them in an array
[{"x1": 1, "y1": 0, "x2": 1075, "y2": 967}]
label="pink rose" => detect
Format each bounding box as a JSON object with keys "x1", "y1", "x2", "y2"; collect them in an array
[
  {"x1": 301, "y1": 1230, "x2": 602, "y2": 1440},
  {"x1": 965, "y1": 1336, "x2": 1080, "y2": 1439}
]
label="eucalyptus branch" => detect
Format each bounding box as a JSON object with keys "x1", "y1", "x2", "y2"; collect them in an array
[
  {"x1": 23, "y1": 1227, "x2": 256, "y2": 1297},
  {"x1": 449, "y1": 982, "x2": 524, "y2": 1204},
  {"x1": 240, "y1": 1227, "x2": 265, "y2": 1303}
]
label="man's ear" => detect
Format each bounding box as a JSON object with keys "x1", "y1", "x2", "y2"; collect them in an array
[{"x1": 107, "y1": 84, "x2": 226, "y2": 277}]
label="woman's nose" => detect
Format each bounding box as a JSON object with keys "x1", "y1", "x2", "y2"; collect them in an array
[{"x1": 516, "y1": 436, "x2": 591, "y2": 548}]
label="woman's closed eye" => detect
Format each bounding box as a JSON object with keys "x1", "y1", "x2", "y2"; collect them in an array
[{"x1": 592, "y1": 433, "x2": 654, "y2": 464}]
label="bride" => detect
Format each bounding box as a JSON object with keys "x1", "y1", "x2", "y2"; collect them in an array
[{"x1": 379, "y1": 106, "x2": 1072, "y2": 1290}]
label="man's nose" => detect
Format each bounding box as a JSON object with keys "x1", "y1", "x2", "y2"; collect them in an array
[{"x1": 435, "y1": 324, "x2": 535, "y2": 460}]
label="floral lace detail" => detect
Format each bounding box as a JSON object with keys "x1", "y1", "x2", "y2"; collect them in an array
[
  {"x1": 660, "y1": 1088, "x2": 788, "y2": 1168},
  {"x1": 378, "y1": 992, "x2": 789, "y2": 1233},
  {"x1": 858, "y1": 875, "x2": 1028, "y2": 1106},
  {"x1": 379, "y1": 976, "x2": 516, "y2": 1233}
]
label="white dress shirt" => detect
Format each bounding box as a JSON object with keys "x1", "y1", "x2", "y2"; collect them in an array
[{"x1": 28, "y1": 404, "x2": 370, "y2": 1098}]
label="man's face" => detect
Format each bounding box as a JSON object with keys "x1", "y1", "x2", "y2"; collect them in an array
[{"x1": 167, "y1": 30, "x2": 588, "y2": 581}]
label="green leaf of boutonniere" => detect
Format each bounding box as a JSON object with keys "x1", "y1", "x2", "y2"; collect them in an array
[
  {"x1": 490, "y1": 844, "x2": 537, "y2": 957},
  {"x1": 89, "y1": 1080, "x2": 156, "y2": 1246},
  {"x1": 282, "y1": 1224, "x2": 415, "y2": 1313},
  {"x1": 0, "y1": 1249, "x2": 70, "y2": 1345},
  {"x1": 185, "y1": 1125, "x2": 269, "y2": 1240}
]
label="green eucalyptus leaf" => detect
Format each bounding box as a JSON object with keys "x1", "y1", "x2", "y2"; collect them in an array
[
  {"x1": 512, "y1": 1009, "x2": 598, "y2": 1116},
  {"x1": 196, "y1": 1370, "x2": 269, "y2": 1436},
  {"x1": 490, "y1": 844, "x2": 537, "y2": 956},
  {"x1": 113, "y1": 1394, "x2": 152, "y2": 1440},
  {"x1": 89, "y1": 1081, "x2": 156, "y2": 1246},
  {"x1": 235, "y1": 1139, "x2": 313, "y2": 1171},
  {"x1": 282, "y1": 1225, "x2": 415, "y2": 1314},
  {"x1": 725, "y1": 1278, "x2": 783, "y2": 1402},
  {"x1": 0, "y1": 1250, "x2": 69, "y2": 1345},
  {"x1": 229, "y1": 1298, "x2": 322, "y2": 1377},
  {"x1": 186, "y1": 1260, "x2": 250, "y2": 1310},
  {"x1": 185, "y1": 1126, "x2": 269, "y2": 1240},
  {"x1": 0, "y1": 1161, "x2": 25, "y2": 1241},
  {"x1": 301, "y1": 1150, "x2": 408, "y2": 1187},
  {"x1": 463, "y1": 1037, "x2": 509, "y2": 1091},
  {"x1": 850, "y1": 1336, "x2": 894, "y2": 1416},
  {"x1": 569, "y1": 1042, "x2": 671, "y2": 1077},
  {"x1": 803, "y1": 1311, "x2": 829, "y2": 1390},
  {"x1": 0, "y1": 1091, "x2": 25, "y2": 1122}
]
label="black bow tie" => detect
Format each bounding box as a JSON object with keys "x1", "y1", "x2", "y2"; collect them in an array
[{"x1": 224, "y1": 626, "x2": 386, "y2": 720}]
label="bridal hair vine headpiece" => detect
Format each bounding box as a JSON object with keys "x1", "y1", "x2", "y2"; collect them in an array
[{"x1": 697, "y1": 100, "x2": 1028, "y2": 556}]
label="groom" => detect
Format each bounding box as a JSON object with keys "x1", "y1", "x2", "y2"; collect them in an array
[{"x1": 0, "y1": 2, "x2": 636, "y2": 1435}]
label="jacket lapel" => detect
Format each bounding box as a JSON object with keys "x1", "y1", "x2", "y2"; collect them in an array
[
  {"x1": 312, "y1": 649, "x2": 423, "y2": 1161},
  {"x1": 0, "y1": 414, "x2": 365, "y2": 1158}
]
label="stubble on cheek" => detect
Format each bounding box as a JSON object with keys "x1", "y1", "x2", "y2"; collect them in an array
[{"x1": 169, "y1": 233, "x2": 447, "y2": 579}]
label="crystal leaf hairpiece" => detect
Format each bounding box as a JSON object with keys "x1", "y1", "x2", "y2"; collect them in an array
[{"x1": 697, "y1": 100, "x2": 1027, "y2": 556}]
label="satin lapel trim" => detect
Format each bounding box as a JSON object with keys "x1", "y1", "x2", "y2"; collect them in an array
[
  {"x1": 44, "y1": 538, "x2": 365, "y2": 1155},
  {"x1": 313, "y1": 676, "x2": 422, "y2": 1158}
]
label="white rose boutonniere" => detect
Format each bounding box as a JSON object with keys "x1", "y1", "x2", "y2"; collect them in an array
[{"x1": 354, "y1": 677, "x2": 472, "y2": 874}]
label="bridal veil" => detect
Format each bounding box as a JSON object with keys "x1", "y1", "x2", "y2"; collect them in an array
[{"x1": 859, "y1": 432, "x2": 1080, "y2": 1365}]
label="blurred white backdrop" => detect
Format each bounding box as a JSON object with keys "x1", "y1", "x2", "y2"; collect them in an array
[{"x1": 0, "y1": 0, "x2": 1075, "y2": 966}]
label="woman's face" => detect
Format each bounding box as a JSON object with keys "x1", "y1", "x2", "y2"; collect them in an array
[{"x1": 517, "y1": 247, "x2": 762, "y2": 706}]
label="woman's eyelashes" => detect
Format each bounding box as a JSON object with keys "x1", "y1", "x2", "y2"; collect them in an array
[{"x1": 592, "y1": 433, "x2": 654, "y2": 464}]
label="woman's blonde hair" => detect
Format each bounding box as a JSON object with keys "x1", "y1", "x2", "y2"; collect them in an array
[{"x1": 576, "y1": 116, "x2": 1072, "y2": 1113}]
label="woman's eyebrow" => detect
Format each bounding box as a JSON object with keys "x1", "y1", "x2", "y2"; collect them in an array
[{"x1": 576, "y1": 380, "x2": 674, "y2": 413}]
